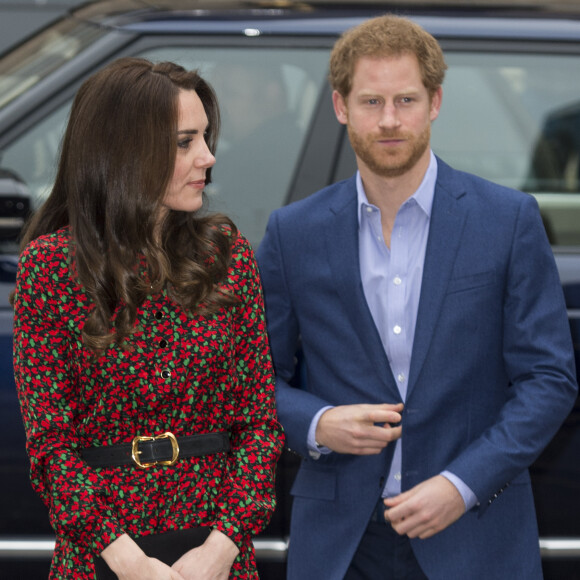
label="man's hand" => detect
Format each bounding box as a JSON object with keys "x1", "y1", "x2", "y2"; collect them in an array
[
  {"x1": 315, "y1": 403, "x2": 403, "y2": 455},
  {"x1": 383, "y1": 475, "x2": 465, "y2": 539}
]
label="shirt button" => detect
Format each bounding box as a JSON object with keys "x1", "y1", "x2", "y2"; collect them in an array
[
  {"x1": 154, "y1": 311, "x2": 164, "y2": 320},
  {"x1": 394, "y1": 472, "x2": 402, "y2": 481},
  {"x1": 393, "y1": 276, "x2": 402, "y2": 286},
  {"x1": 366, "y1": 206, "x2": 373, "y2": 213},
  {"x1": 397, "y1": 373, "x2": 405, "y2": 383},
  {"x1": 160, "y1": 369, "x2": 171, "y2": 379},
  {"x1": 159, "y1": 339, "x2": 168, "y2": 349},
  {"x1": 393, "y1": 325, "x2": 402, "y2": 335}
]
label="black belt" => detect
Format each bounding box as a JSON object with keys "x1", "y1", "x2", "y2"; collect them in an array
[{"x1": 79, "y1": 431, "x2": 230, "y2": 469}]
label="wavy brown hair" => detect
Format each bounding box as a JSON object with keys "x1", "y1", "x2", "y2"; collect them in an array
[
  {"x1": 16, "y1": 57, "x2": 238, "y2": 354},
  {"x1": 329, "y1": 14, "x2": 447, "y2": 99}
]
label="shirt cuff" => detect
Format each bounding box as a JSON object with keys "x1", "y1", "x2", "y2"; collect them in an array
[
  {"x1": 307, "y1": 406, "x2": 334, "y2": 459},
  {"x1": 441, "y1": 470, "x2": 479, "y2": 511}
]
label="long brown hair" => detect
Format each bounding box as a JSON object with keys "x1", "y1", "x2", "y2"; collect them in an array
[{"x1": 17, "y1": 57, "x2": 238, "y2": 354}]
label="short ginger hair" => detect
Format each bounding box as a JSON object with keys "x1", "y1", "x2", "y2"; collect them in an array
[{"x1": 329, "y1": 14, "x2": 447, "y2": 98}]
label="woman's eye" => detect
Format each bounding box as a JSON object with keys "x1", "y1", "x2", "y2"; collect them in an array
[{"x1": 178, "y1": 138, "x2": 192, "y2": 149}]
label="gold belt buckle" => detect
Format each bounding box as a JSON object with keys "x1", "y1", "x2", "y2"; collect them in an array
[{"x1": 131, "y1": 432, "x2": 180, "y2": 468}]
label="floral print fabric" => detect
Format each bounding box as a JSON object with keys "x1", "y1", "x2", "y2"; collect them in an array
[{"x1": 13, "y1": 227, "x2": 283, "y2": 578}]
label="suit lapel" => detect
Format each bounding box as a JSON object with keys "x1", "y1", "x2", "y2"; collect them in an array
[
  {"x1": 408, "y1": 161, "x2": 468, "y2": 394},
  {"x1": 325, "y1": 178, "x2": 400, "y2": 399}
]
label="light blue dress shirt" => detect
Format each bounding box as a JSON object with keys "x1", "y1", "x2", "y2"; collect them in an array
[{"x1": 307, "y1": 151, "x2": 478, "y2": 510}]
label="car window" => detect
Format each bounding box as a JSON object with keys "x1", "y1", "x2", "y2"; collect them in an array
[
  {"x1": 0, "y1": 20, "x2": 106, "y2": 109},
  {"x1": 139, "y1": 47, "x2": 329, "y2": 247},
  {"x1": 0, "y1": 45, "x2": 329, "y2": 250},
  {"x1": 432, "y1": 51, "x2": 580, "y2": 246},
  {"x1": 1, "y1": 101, "x2": 69, "y2": 209},
  {"x1": 4, "y1": 45, "x2": 580, "y2": 249},
  {"x1": 334, "y1": 49, "x2": 580, "y2": 247}
]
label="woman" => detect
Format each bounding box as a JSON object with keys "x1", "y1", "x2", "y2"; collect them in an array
[{"x1": 12, "y1": 57, "x2": 283, "y2": 579}]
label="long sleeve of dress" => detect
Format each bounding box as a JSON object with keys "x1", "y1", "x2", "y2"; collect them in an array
[
  {"x1": 13, "y1": 237, "x2": 125, "y2": 556},
  {"x1": 210, "y1": 236, "x2": 284, "y2": 547}
]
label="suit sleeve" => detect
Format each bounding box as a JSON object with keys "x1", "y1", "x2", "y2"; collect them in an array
[
  {"x1": 257, "y1": 211, "x2": 333, "y2": 457},
  {"x1": 445, "y1": 194, "x2": 578, "y2": 506}
]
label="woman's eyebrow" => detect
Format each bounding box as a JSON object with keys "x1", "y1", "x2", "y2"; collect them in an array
[{"x1": 177, "y1": 122, "x2": 209, "y2": 135}]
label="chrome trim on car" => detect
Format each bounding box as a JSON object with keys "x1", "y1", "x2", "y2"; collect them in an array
[
  {"x1": 567, "y1": 308, "x2": 580, "y2": 319},
  {"x1": 0, "y1": 537, "x2": 289, "y2": 561},
  {"x1": 540, "y1": 538, "x2": 580, "y2": 559},
  {"x1": 0, "y1": 537, "x2": 578, "y2": 561},
  {"x1": 0, "y1": 539, "x2": 54, "y2": 559}
]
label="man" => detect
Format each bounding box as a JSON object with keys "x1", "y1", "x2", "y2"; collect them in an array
[{"x1": 256, "y1": 14, "x2": 578, "y2": 580}]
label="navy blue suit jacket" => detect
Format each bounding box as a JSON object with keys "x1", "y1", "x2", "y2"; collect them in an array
[{"x1": 256, "y1": 159, "x2": 578, "y2": 579}]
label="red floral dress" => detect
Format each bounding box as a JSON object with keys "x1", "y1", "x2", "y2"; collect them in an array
[{"x1": 12, "y1": 227, "x2": 284, "y2": 579}]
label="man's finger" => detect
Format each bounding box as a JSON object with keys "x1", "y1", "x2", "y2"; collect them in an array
[{"x1": 367, "y1": 404, "x2": 404, "y2": 424}]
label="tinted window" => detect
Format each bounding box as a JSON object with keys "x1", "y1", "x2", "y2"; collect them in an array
[
  {"x1": 0, "y1": 45, "x2": 330, "y2": 249},
  {"x1": 4, "y1": 46, "x2": 580, "y2": 248},
  {"x1": 0, "y1": 21, "x2": 106, "y2": 109},
  {"x1": 141, "y1": 47, "x2": 329, "y2": 247},
  {"x1": 432, "y1": 51, "x2": 580, "y2": 246}
]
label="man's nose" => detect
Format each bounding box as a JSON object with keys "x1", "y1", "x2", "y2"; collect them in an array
[{"x1": 378, "y1": 103, "x2": 400, "y2": 129}]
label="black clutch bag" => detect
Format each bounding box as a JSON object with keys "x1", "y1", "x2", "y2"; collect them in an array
[{"x1": 94, "y1": 527, "x2": 211, "y2": 579}]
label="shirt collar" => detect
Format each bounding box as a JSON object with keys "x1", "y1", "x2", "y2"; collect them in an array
[{"x1": 357, "y1": 150, "x2": 438, "y2": 225}]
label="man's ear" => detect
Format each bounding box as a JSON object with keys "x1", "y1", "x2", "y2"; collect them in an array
[
  {"x1": 430, "y1": 86, "x2": 443, "y2": 122},
  {"x1": 332, "y1": 90, "x2": 348, "y2": 125}
]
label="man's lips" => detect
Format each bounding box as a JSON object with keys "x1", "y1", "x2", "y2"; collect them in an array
[
  {"x1": 376, "y1": 132, "x2": 405, "y2": 141},
  {"x1": 377, "y1": 137, "x2": 405, "y2": 147}
]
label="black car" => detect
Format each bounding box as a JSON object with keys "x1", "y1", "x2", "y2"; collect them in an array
[{"x1": 1, "y1": 1, "x2": 580, "y2": 578}]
